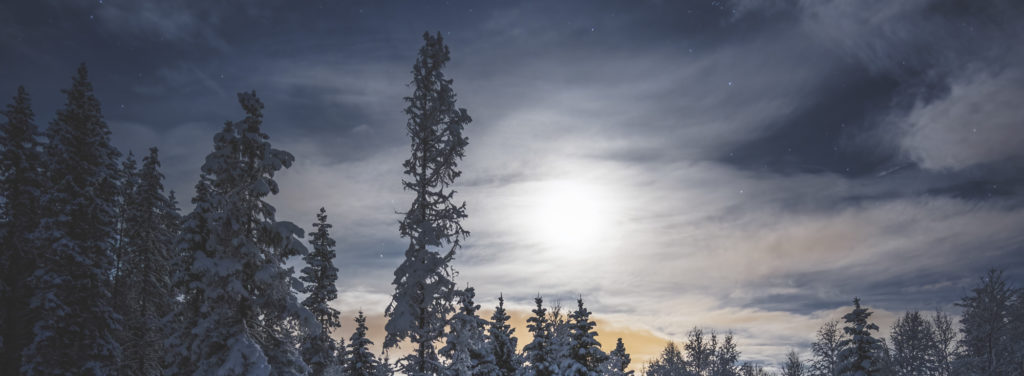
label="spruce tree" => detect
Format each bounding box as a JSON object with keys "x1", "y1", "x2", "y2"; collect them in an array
[
  {"x1": 384, "y1": 31, "x2": 472, "y2": 376},
  {"x1": 113, "y1": 151, "x2": 138, "y2": 292},
  {"x1": 837, "y1": 298, "x2": 884, "y2": 376},
  {"x1": 486, "y1": 294, "x2": 521, "y2": 375},
  {"x1": 547, "y1": 304, "x2": 572, "y2": 369},
  {"x1": 523, "y1": 296, "x2": 558, "y2": 376},
  {"x1": 889, "y1": 311, "x2": 938, "y2": 375},
  {"x1": 713, "y1": 332, "x2": 740, "y2": 376},
  {"x1": 165, "y1": 174, "x2": 215, "y2": 375},
  {"x1": 300, "y1": 207, "x2": 343, "y2": 375},
  {"x1": 644, "y1": 342, "x2": 685, "y2": 376},
  {"x1": 178, "y1": 91, "x2": 314, "y2": 375},
  {"x1": 344, "y1": 311, "x2": 383, "y2": 376},
  {"x1": 22, "y1": 63, "x2": 123, "y2": 375},
  {"x1": 956, "y1": 269, "x2": 1018, "y2": 375},
  {"x1": 606, "y1": 338, "x2": 634, "y2": 376},
  {"x1": 0, "y1": 86, "x2": 46, "y2": 375},
  {"x1": 440, "y1": 287, "x2": 498, "y2": 376},
  {"x1": 119, "y1": 147, "x2": 177, "y2": 376},
  {"x1": 684, "y1": 327, "x2": 714, "y2": 374},
  {"x1": 563, "y1": 297, "x2": 607, "y2": 376}
]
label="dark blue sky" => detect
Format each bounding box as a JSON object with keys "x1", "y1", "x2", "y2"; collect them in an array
[{"x1": 3, "y1": 0, "x2": 1023, "y2": 366}]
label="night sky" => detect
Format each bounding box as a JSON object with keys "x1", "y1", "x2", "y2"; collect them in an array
[{"x1": 3, "y1": 0, "x2": 1023, "y2": 368}]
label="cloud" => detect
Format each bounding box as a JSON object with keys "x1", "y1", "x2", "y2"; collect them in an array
[
  {"x1": 92, "y1": 0, "x2": 231, "y2": 51},
  {"x1": 901, "y1": 68, "x2": 1024, "y2": 170}
]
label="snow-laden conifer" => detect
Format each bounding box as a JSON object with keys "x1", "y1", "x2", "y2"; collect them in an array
[
  {"x1": 164, "y1": 174, "x2": 214, "y2": 376},
  {"x1": 344, "y1": 310, "x2": 384, "y2": 376},
  {"x1": 487, "y1": 294, "x2": 522, "y2": 376},
  {"x1": 118, "y1": 148, "x2": 177, "y2": 376},
  {"x1": 440, "y1": 287, "x2": 498, "y2": 375},
  {"x1": 0, "y1": 86, "x2": 46, "y2": 375},
  {"x1": 563, "y1": 297, "x2": 607, "y2": 376},
  {"x1": 606, "y1": 338, "x2": 634, "y2": 376},
  {"x1": 300, "y1": 207, "x2": 343, "y2": 374},
  {"x1": 113, "y1": 151, "x2": 138, "y2": 294},
  {"x1": 522, "y1": 296, "x2": 558, "y2": 376},
  {"x1": 837, "y1": 298, "x2": 884, "y2": 375},
  {"x1": 23, "y1": 63, "x2": 123, "y2": 375},
  {"x1": 385, "y1": 31, "x2": 472, "y2": 376},
  {"x1": 176, "y1": 91, "x2": 314, "y2": 375}
]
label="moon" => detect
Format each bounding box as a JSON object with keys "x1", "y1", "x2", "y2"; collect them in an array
[{"x1": 527, "y1": 179, "x2": 613, "y2": 255}]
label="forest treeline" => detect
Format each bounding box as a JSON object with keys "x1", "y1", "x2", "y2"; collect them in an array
[{"x1": 2, "y1": 33, "x2": 1023, "y2": 376}]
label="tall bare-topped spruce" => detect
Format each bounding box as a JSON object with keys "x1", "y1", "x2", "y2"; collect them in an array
[{"x1": 384, "y1": 31, "x2": 471, "y2": 376}]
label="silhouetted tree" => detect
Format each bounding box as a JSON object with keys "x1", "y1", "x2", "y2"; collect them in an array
[
  {"x1": 811, "y1": 320, "x2": 843, "y2": 376},
  {"x1": 645, "y1": 342, "x2": 686, "y2": 376},
  {"x1": 837, "y1": 298, "x2": 884, "y2": 375},
  {"x1": 344, "y1": 311, "x2": 384, "y2": 376},
  {"x1": 300, "y1": 207, "x2": 343, "y2": 374},
  {"x1": 889, "y1": 311, "x2": 937, "y2": 375},
  {"x1": 955, "y1": 270, "x2": 1020, "y2": 375},
  {"x1": 23, "y1": 64, "x2": 123, "y2": 375},
  {"x1": 120, "y1": 148, "x2": 178, "y2": 376},
  {"x1": 781, "y1": 350, "x2": 805, "y2": 376},
  {"x1": 607, "y1": 338, "x2": 634, "y2": 376},
  {"x1": 0, "y1": 85, "x2": 45, "y2": 375},
  {"x1": 384, "y1": 31, "x2": 472, "y2": 376}
]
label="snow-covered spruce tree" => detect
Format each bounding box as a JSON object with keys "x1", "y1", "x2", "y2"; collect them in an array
[
  {"x1": 606, "y1": 338, "x2": 634, "y2": 376},
  {"x1": 487, "y1": 294, "x2": 522, "y2": 376},
  {"x1": 889, "y1": 311, "x2": 938, "y2": 375},
  {"x1": 378, "y1": 355, "x2": 397, "y2": 376},
  {"x1": 546, "y1": 303, "x2": 572, "y2": 369},
  {"x1": 0, "y1": 86, "x2": 46, "y2": 375},
  {"x1": 113, "y1": 151, "x2": 138, "y2": 292},
  {"x1": 563, "y1": 297, "x2": 607, "y2": 376},
  {"x1": 812, "y1": 320, "x2": 843, "y2": 376},
  {"x1": 781, "y1": 350, "x2": 805, "y2": 376},
  {"x1": 384, "y1": 31, "x2": 472, "y2": 376},
  {"x1": 119, "y1": 147, "x2": 178, "y2": 376},
  {"x1": 440, "y1": 287, "x2": 499, "y2": 375},
  {"x1": 344, "y1": 310, "x2": 383, "y2": 376},
  {"x1": 300, "y1": 207, "x2": 343, "y2": 375},
  {"x1": 111, "y1": 151, "x2": 137, "y2": 367},
  {"x1": 955, "y1": 269, "x2": 1019, "y2": 375},
  {"x1": 23, "y1": 64, "x2": 123, "y2": 375},
  {"x1": 644, "y1": 342, "x2": 686, "y2": 376},
  {"x1": 523, "y1": 296, "x2": 558, "y2": 376},
  {"x1": 180, "y1": 91, "x2": 314, "y2": 375},
  {"x1": 837, "y1": 298, "x2": 884, "y2": 376},
  {"x1": 164, "y1": 173, "x2": 214, "y2": 375}
]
